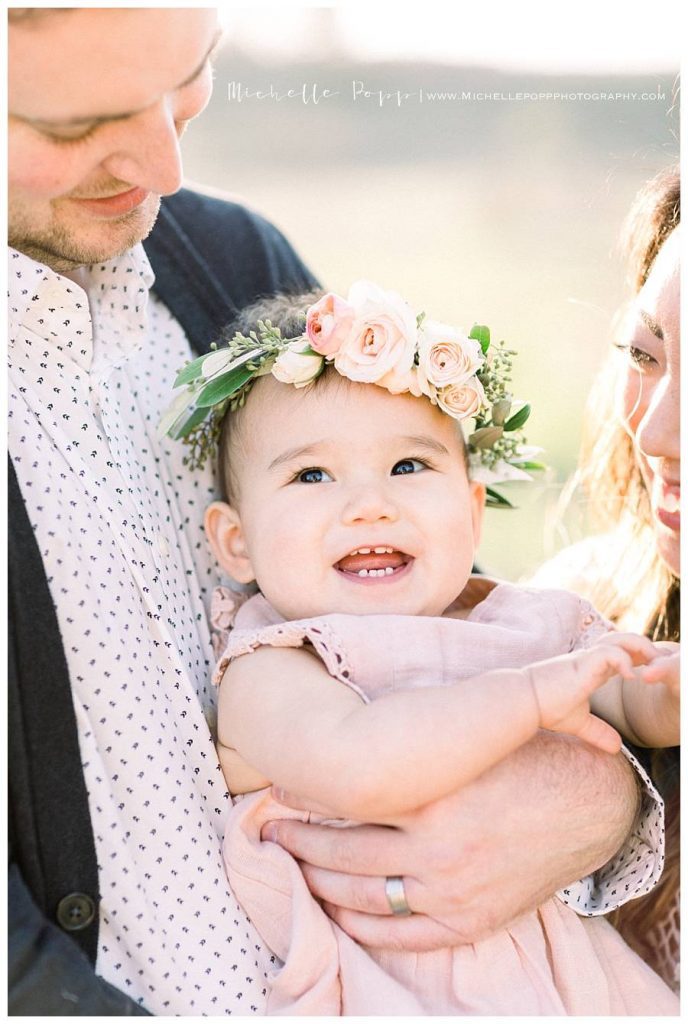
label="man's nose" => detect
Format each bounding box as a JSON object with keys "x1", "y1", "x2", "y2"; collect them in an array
[
  {"x1": 635, "y1": 375, "x2": 680, "y2": 463},
  {"x1": 341, "y1": 482, "x2": 399, "y2": 526},
  {"x1": 100, "y1": 98, "x2": 184, "y2": 196}
]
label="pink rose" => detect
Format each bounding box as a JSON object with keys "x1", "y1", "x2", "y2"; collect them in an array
[
  {"x1": 334, "y1": 281, "x2": 417, "y2": 384},
  {"x1": 306, "y1": 292, "x2": 355, "y2": 356},
  {"x1": 417, "y1": 319, "x2": 484, "y2": 389},
  {"x1": 377, "y1": 363, "x2": 424, "y2": 397},
  {"x1": 435, "y1": 376, "x2": 487, "y2": 420}
]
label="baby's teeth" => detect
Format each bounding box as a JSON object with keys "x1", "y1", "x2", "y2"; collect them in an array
[
  {"x1": 358, "y1": 569, "x2": 369, "y2": 577},
  {"x1": 384, "y1": 566, "x2": 394, "y2": 575},
  {"x1": 357, "y1": 547, "x2": 371, "y2": 554},
  {"x1": 373, "y1": 546, "x2": 391, "y2": 553}
]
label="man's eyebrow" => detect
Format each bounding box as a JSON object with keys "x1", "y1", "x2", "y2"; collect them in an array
[
  {"x1": 401, "y1": 435, "x2": 451, "y2": 456},
  {"x1": 267, "y1": 443, "x2": 324, "y2": 472},
  {"x1": 639, "y1": 309, "x2": 664, "y2": 341},
  {"x1": 19, "y1": 28, "x2": 223, "y2": 129}
]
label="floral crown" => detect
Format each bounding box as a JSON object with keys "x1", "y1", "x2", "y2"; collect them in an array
[{"x1": 159, "y1": 281, "x2": 544, "y2": 508}]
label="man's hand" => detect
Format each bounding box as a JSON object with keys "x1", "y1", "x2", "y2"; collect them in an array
[{"x1": 262, "y1": 732, "x2": 640, "y2": 950}]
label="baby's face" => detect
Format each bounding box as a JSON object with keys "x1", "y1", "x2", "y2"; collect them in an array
[{"x1": 208, "y1": 375, "x2": 485, "y2": 620}]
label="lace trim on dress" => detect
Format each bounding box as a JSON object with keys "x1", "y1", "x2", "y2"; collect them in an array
[
  {"x1": 212, "y1": 618, "x2": 367, "y2": 703},
  {"x1": 572, "y1": 598, "x2": 614, "y2": 650}
]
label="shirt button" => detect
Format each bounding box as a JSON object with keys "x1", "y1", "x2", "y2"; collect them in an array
[
  {"x1": 56, "y1": 892, "x2": 97, "y2": 931},
  {"x1": 156, "y1": 532, "x2": 170, "y2": 557}
]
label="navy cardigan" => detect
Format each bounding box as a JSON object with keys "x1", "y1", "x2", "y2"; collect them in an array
[{"x1": 8, "y1": 190, "x2": 317, "y2": 1015}]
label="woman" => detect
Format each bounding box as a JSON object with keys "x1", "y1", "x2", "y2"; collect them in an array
[{"x1": 535, "y1": 165, "x2": 680, "y2": 989}]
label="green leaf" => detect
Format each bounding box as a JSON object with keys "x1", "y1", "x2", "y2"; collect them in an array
[
  {"x1": 168, "y1": 404, "x2": 209, "y2": 440},
  {"x1": 503, "y1": 403, "x2": 531, "y2": 431},
  {"x1": 195, "y1": 366, "x2": 255, "y2": 407},
  {"x1": 468, "y1": 425, "x2": 503, "y2": 449},
  {"x1": 173, "y1": 352, "x2": 211, "y2": 388},
  {"x1": 469, "y1": 324, "x2": 491, "y2": 353},
  {"x1": 512, "y1": 460, "x2": 546, "y2": 472},
  {"x1": 485, "y1": 486, "x2": 515, "y2": 509}
]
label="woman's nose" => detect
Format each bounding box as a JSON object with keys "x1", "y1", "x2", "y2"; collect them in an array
[
  {"x1": 634, "y1": 375, "x2": 680, "y2": 463},
  {"x1": 341, "y1": 483, "x2": 399, "y2": 526},
  {"x1": 100, "y1": 98, "x2": 185, "y2": 196}
]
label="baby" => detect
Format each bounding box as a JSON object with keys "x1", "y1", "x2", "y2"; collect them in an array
[{"x1": 163, "y1": 282, "x2": 679, "y2": 1015}]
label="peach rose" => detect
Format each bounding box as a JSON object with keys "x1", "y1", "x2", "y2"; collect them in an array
[
  {"x1": 333, "y1": 281, "x2": 417, "y2": 384},
  {"x1": 435, "y1": 376, "x2": 487, "y2": 420},
  {"x1": 306, "y1": 292, "x2": 355, "y2": 356},
  {"x1": 378, "y1": 363, "x2": 424, "y2": 397},
  {"x1": 272, "y1": 339, "x2": 324, "y2": 388},
  {"x1": 417, "y1": 320, "x2": 484, "y2": 389}
]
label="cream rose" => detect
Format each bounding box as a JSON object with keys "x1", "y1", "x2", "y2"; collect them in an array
[
  {"x1": 378, "y1": 363, "x2": 424, "y2": 397},
  {"x1": 417, "y1": 320, "x2": 484, "y2": 389},
  {"x1": 435, "y1": 375, "x2": 487, "y2": 420},
  {"x1": 306, "y1": 292, "x2": 355, "y2": 356},
  {"x1": 271, "y1": 339, "x2": 324, "y2": 388},
  {"x1": 333, "y1": 280, "x2": 417, "y2": 384}
]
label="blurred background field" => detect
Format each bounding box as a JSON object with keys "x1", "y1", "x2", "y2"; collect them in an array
[{"x1": 180, "y1": 5, "x2": 679, "y2": 580}]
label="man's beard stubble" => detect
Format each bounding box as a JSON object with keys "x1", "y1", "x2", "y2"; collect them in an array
[{"x1": 8, "y1": 193, "x2": 161, "y2": 273}]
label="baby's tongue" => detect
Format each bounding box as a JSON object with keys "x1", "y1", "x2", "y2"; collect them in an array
[{"x1": 337, "y1": 550, "x2": 406, "y2": 573}]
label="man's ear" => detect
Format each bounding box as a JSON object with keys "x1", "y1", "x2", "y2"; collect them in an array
[
  {"x1": 204, "y1": 501, "x2": 255, "y2": 584},
  {"x1": 469, "y1": 480, "x2": 486, "y2": 549}
]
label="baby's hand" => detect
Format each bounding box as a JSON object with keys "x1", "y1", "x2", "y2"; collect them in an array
[
  {"x1": 526, "y1": 644, "x2": 640, "y2": 754},
  {"x1": 640, "y1": 642, "x2": 680, "y2": 698}
]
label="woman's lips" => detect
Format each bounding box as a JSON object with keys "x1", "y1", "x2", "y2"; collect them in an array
[
  {"x1": 69, "y1": 186, "x2": 150, "y2": 218},
  {"x1": 653, "y1": 481, "x2": 680, "y2": 533}
]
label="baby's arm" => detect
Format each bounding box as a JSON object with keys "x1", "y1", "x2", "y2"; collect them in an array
[
  {"x1": 218, "y1": 640, "x2": 630, "y2": 820},
  {"x1": 590, "y1": 635, "x2": 680, "y2": 747}
]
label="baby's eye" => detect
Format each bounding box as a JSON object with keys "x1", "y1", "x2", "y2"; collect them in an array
[
  {"x1": 391, "y1": 459, "x2": 427, "y2": 476},
  {"x1": 297, "y1": 467, "x2": 333, "y2": 484}
]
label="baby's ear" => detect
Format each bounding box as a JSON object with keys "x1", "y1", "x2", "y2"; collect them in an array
[{"x1": 204, "y1": 502, "x2": 255, "y2": 584}]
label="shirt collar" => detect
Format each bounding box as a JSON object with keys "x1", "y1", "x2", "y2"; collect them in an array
[{"x1": 8, "y1": 243, "x2": 156, "y2": 374}]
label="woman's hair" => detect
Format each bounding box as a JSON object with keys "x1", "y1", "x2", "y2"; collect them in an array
[
  {"x1": 571, "y1": 166, "x2": 679, "y2": 641},
  {"x1": 575, "y1": 166, "x2": 679, "y2": 986}
]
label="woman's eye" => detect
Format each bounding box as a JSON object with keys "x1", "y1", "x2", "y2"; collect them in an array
[
  {"x1": 615, "y1": 343, "x2": 657, "y2": 369},
  {"x1": 297, "y1": 467, "x2": 332, "y2": 484},
  {"x1": 391, "y1": 459, "x2": 426, "y2": 476},
  {"x1": 628, "y1": 346, "x2": 657, "y2": 368}
]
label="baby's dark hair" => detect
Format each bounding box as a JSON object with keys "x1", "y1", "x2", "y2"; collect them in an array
[
  {"x1": 217, "y1": 289, "x2": 325, "y2": 503},
  {"x1": 216, "y1": 288, "x2": 471, "y2": 504}
]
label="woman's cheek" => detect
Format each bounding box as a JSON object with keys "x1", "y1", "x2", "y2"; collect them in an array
[{"x1": 617, "y1": 367, "x2": 645, "y2": 436}]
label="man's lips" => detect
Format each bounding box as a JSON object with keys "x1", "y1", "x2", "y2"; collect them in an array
[
  {"x1": 69, "y1": 186, "x2": 150, "y2": 218},
  {"x1": 335, "y1": 547, "x2": 411, "y2": 579}
]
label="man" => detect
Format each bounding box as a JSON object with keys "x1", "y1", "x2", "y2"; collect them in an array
[{"x1": 8, "y1": 7, "x2": 661, "y2": 1015}]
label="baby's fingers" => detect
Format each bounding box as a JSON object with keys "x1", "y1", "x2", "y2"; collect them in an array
[
  {"x1": 597, "y1": 632, "x2": 660, "y2": 666},
  {"x1": 574, "y1": 713, "x2": 623, "y2": 755},
  {"x1": 641, "y1": 652, "x2": 680, "y2": 693}
]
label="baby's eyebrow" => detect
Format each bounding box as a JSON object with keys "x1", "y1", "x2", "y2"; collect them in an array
[
  {"x1": 400, "y1": 435, "x2": 451, "y2": 457},
  {"x1": 15, "y1": 28, "x2": 223, "y2": 130},
  {"x1": 267, "y1": 443, "x2": 324, "y2": 472}
]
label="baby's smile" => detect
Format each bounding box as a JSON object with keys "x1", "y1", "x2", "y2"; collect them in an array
[{"x1": 334, "y1": 546, "x2": 413, "y2": 581}]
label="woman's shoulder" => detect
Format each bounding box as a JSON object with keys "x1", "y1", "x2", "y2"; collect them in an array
[{"x1": 527, "y1": 534, "x2": 621, "y2": 594}]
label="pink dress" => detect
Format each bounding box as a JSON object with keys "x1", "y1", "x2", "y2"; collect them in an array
[{"x1": 212, "y1": 578, "x2": 679, "y2": 1015}]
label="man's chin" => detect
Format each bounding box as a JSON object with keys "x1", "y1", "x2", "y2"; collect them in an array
[{"x1": 9, "y1": 194, "x2": 162, "y2": 273}]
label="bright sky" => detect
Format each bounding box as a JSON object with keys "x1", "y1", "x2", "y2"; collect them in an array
[{"x1": 218, "y1": 1, "x2": 680, "y2": 72}]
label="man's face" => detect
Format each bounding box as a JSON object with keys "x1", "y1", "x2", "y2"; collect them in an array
[{"x1": 8, "y1": 8, "x2": 220, "y2": 272}]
